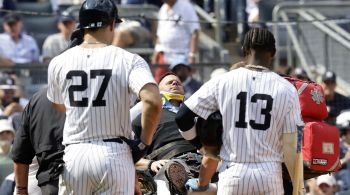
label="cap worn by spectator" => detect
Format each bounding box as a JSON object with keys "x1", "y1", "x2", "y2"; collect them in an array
[
  {"x1": 294, "y1": 67, "x2": 308, "y2": 80},
  {"x1": 3, "y1": 13, "x2": 21, "y2": 24},
  {"x1": 58, "y1": 11, "x2": 75, "y2": 23},
  {"x1": 316, "y1": 174, "x2": 337, "y2": 187},
  {"x1": 0, "y1": 76, "x2": 18, "y2": 90},
  {"x1": 322, "y1": 71, "x2": 336, "y2": 82},
  {"x1": 337, "y1": 110, "x2": 350, "y2": 129},
  {"x1": 0, "y1": 119, "x2": 15, "y2": 135}
]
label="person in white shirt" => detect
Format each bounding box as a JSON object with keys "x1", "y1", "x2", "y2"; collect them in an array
[
  {"x1": 0, "y1": 13, "x2": 39, "y2": 64},
  {"x1": 42, "y1": 11, "x2": 76, "y2": 63},
  {"x1": 152, "y1": 0, "x2": 200, "y2": 82},
  {"x1": 154, "y1": 0, "x2": 199, "y2": 64}
]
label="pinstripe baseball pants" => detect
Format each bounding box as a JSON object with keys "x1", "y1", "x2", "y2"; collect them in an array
[
  {"x1": 218, "y1": 162, "x2": 284, "y2": 195},
  {"x1": 59, "y1": 141, "x2": 135, "y2": 195}
]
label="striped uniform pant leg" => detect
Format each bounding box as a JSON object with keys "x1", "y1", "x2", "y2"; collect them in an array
[
  {"x1": 90, "y1": 141, "x2": 135, "y2": 195},
  {"x1": 217, "y1": 163, "x2": 252, "y2": 195},
  {"x1": 59, "y1": 143, "x2": 94, "y2": 195},
  {"x1": 217, "y1": 163, "x2": 284, "y2": 195},
  {"x1": 252, "y1": 163, "x2": 284, "y2": 195}
]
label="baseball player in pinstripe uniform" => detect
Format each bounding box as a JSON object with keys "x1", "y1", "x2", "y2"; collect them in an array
[
  {"x1": 47, "y1": 0, "x2": 162, "y2": 194},
  {"x1": 176, "y1": 28, "x2": 304, "y2": 194}
]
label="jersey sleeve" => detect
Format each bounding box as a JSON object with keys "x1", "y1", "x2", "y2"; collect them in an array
[
  {"x1": 282, "y1": 90, "x2": 304, "y2": 134},
  {"x1": 11, "y1": 103, "x2": 35, "y2": 164},
  {"x1": 47, "y1": 58, "x2": 64, "y2": 104},
  {"x1": 128, "y1": 55, "x2": 157, "y2": 98},
  {"x1": 184, "y1": 78, "x2": 218, "y2": 119}
]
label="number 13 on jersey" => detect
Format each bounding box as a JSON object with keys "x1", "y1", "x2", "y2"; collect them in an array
[{"x1": 235, "y1": 91, "x2": 274, "y2": 131}]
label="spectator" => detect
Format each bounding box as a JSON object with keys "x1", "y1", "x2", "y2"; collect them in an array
[
  {"x1": 0, "y1": 13, "x2": 39, "y2": 64},
  {"x1": 335, "y1": 110, "x2": 350, "y2": 192},
  {"x1": 306, "y1": 174, "x2": 338, "y2": 195},
  {"x1": 0, "y1": 75, "x2": 23, "y2": 117},
  {"x1": 42, "y1": 11, "x2": 76, "y2": 63},
  {"x1": 152, "y1": 0, "x2": 200, "y2": 82},
  {"x1": 292, "y1": 67, "x2": 310, "y2": 81},
  {"x1": 316, "y1": 174, "x2": 338, "y2": 195},
  {"x1": 50, "y1": 0, "x2": 84, "y2": 13},
  {"x1": 112, "y1": 20, "x2": 152, "y2": 48},
  {"x1": 0, "y1": 158, "x2": 42, "y2": 195},
  {"x1": 321, "y1": 70, "x2": 350, "y2": 118},
  {"x1": 246, "y1": 0, "x2": 259, "y2": 27},
  {"x1": 0, "y1": 118, "x2": 15, "y2": 184},
  {"x1": 170, "y1": 60, "x2": 202, "y2": 98}
]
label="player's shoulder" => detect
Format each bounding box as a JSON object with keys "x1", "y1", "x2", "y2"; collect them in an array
[{"x1": 273, "y1": 74, "x2": 297, "y2": 92}]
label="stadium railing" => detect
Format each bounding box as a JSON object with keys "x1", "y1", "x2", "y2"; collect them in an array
[{"x1": 272, "y1": 0, "x2": 350, "y2": 95}]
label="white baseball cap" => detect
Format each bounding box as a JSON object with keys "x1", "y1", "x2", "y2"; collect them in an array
[
  {"x1": 317, "y1": 174, "x2": 336, "y2": 186},
  {"x1": 0, "y1": 119, "x2": 15, "y2": 135}
]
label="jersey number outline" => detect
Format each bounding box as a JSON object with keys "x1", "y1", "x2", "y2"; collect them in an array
[
  {"x1": 235, "y1": 91, "x2": 273, "y2": 131},
  {"x1": 66, "y1": 69, "x2": 112, "y2": 107}
]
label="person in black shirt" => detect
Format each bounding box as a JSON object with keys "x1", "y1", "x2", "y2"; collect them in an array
[
  {"x1": 132, "y1": 72, "x2": 197, "y2": 161},
  {"x1": 320, "y1": 71, "x2": 350, "y2": 124},
  {"x1": 132, "y1": 73, "x2": 202, "y2": 194},
  {"x1": 10, "y1": 88, "x2": 65, "y2": 195}
]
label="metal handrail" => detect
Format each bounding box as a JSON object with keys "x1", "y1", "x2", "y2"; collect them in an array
[
  {"x1": 297, "y1": 10, "x2": 350, "y2": 50},
  {"x1": 272, "y1": 1, "x2": 350, "y2": 22},
  {"x1": 193, "y1": 4, "x2": 217, "y2": 27},
  {"x1": 273, "y1": 2, "x2": 350, "y2": 95},
  {"x1": 306, "y1": 9, "x2": 350, "y2": 42},
  {"x1": 272, "y1": 1, "x2": 350, "y2": 68},
  {"x1": 279, "y1": 11, "x2": 314, "y2": 79}
]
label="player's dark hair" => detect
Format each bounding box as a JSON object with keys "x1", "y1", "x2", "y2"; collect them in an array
[
  {"x1": 242, "y1": 28, "x2": 276, "y2": 57},
  {"x1": 159, "y1": 72, "x2": 178, "y2": 84}
]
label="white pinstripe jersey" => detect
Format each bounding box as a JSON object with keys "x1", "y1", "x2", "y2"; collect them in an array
[
  {"x1": 47, "y1": 45, "x2": 156, "y2": 145},
  {"x1": 185, "y1": 67, "x2": 303, "y2": 163}
]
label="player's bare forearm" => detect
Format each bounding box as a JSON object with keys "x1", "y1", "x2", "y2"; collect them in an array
[
  {"x1": 190, "y1": 30, "x2": 199, "y2": 54},
  {"x1": 139, "y1": 83, "x2": 162, "y2": 145},
  {"x1": 198, "y1": 156, "x2": 219, "y2": 187},
  {"x1": 283, "y1": 132, "x2": 302, "y2": 188},
  {"x1": 189, "y1": 30, "x2": 199, "y2": 63},
  {"x1": 52, "y1": 103, "x2": 66, "y2": 113},
  {"x1": 14, "y1": 162, "x2": 29, "y2": 194}
]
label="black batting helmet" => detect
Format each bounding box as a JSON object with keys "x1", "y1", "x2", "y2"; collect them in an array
[{"x1": 79, "y1": 0, "x2": 122, "y2": 29}]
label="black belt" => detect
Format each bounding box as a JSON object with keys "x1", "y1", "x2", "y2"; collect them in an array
[
  {"x1": 65, "y1": 137, "x2": 123, "y2": 146},
  {"x1": 102, "y1": 138, "x2": 123, "y2": 143}
]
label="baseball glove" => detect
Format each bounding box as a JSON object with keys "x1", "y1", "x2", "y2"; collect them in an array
[
  {"x1": 196, "y1": 111, "x2": 223, "y2": 160},
  {"x1": 136, "y1": 170, "x2": 157, "y2": 195}
]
